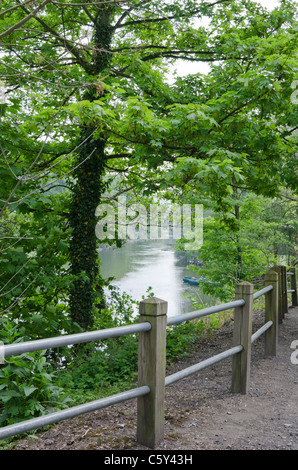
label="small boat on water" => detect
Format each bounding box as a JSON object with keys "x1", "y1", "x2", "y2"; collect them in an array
[
  {"x1": 183, "y1": 276, "x2": 206, "y2": 285},
  {"x1": 183, "y1": 276, "x2": 220, "y2": 286}
]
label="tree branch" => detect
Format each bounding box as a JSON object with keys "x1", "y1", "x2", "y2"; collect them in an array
[
  {"x1": 14, "y1": 0, "x2": 92, "y2": 74},
  {"x1": 0, "y1": 0, "x2": 36, "y2": 19},
  {"x1": 0, "y1": 0, "x2": 52, "y2": 40},
  {"x1": 115, "y1": 0, "x2": 232, "y2": 29}
]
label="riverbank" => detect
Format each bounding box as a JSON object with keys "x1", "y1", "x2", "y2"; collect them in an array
[{"x1": 11, "y1": 306, "x2": 298, "y2": 450}]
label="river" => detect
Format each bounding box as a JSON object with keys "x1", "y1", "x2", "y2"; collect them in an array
[{"x1": 99, "y1": 240, "x2": 216, "y2": 317}]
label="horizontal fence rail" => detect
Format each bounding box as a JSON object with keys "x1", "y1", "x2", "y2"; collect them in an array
[
  {"x1": 0, "y1": 266, "x2": 296, "y2": 448},
  {"x1": 165, "y1": 345, "x2": 243, "y2": 386},
  {"x1": 251, "y1": 321, "x2": 273, "y2": 344},
  {"x1": 167, "y1": 299, "x2": 245, "y2": 326},
  {"x1": 3, "y1": 322, "x2": 152, "y2": 358},
  {"x1": 253, "y1": 285, "x2": 273, "y2": 300},
  {"x1": 0, "y1": 386, "x2": 150, "y2": 441}
]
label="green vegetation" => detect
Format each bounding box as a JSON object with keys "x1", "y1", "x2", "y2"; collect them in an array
[
  {"x1": 0, "y1": 287, "x2": 220, "y2": 432},
  {"x1": 177, "y1": 192, "x2": 298, "y2": 302},
  {"x1": 0, "y1": 0, "x2": 297, "y2": 432}
]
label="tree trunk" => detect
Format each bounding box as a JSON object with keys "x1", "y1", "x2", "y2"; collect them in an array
[{"x1": 68, "y1": 8, "x2": 114, "y2": 329}]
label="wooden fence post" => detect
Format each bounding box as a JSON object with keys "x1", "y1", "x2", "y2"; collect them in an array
[
  {"x1": 137, "y1": 297, "x2": 167, "y2": 449},
  {"x1": 282, "y1": 265, "x2": 288, "y2": 317},
  {"x1": 265, "y1": 270, "x2": 279, "y2": 357},
  {"x1": 231, "y1": 282, "x2": 254, "y2": 395},
  {"x1": 289, "y1": 267, "x2": 298, "y2": 307},
  {"x1": 272, "y1": 266, "x2": 284, "y2": 324}
]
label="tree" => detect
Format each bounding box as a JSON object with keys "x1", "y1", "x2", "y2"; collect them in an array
[
  {"x1": 175, "y1": 191, "x2": 298, "y2": 302},
  {"x1": 0, "y1": 0, "x2": 297, "y2": 332}
]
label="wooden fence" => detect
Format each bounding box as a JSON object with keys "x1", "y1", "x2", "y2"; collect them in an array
[{"x1": 0, "y1": 266, "x2": 297, "y2": 448}]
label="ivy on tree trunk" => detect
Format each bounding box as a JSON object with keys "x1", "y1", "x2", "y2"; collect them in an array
[{"x1": 68, "y1": 8, "x2": 114, "y2": 330}]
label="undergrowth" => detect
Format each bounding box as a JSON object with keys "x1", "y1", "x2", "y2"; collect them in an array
[{"x1": 0, "y1": 286, "x2": 233, "y2": 445}]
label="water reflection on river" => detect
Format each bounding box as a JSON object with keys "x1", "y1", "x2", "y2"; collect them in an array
[{"x1": 99, "y1": 240, "x2": 216, "y2": 317}]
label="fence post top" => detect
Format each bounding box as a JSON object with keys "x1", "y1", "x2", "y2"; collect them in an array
[
  {"x1": 235, "y1": 281, "x2": 254, "y2": 294},
  {"x1": 271, "y1": 265, "x2": 282, "y2": 271},
  {"x1": 139, "y1": 297, "x2": 168, "y2": 316},
  {"x1": 265, "y1": 270, "x2": 279, "y2": 281}
]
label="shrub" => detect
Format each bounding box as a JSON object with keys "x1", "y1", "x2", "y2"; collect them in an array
[
  {"x1": 0, "y1": 318, "x2": 70, "y2": 427},
  {"x1": 0, "y1": 351, "x2": 70, "y2": 427}
]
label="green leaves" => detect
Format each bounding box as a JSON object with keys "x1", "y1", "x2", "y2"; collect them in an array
[
  {"x1": 0, "y1": 347, "x2": 67, "y2": 426},
  {"x1": 177, "y1": 191, "x2": 297, "y2": 302},
  {"x1": 0, "y1": 0, "x2": 297, "y2": 432},
  {"x1": 0, "y1": 1, "x2": 297, "y2": 328}
]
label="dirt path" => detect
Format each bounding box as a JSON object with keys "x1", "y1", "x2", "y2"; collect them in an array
[{"x1": 12, "y1": 307, "x2": 298, "y2": 451}]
